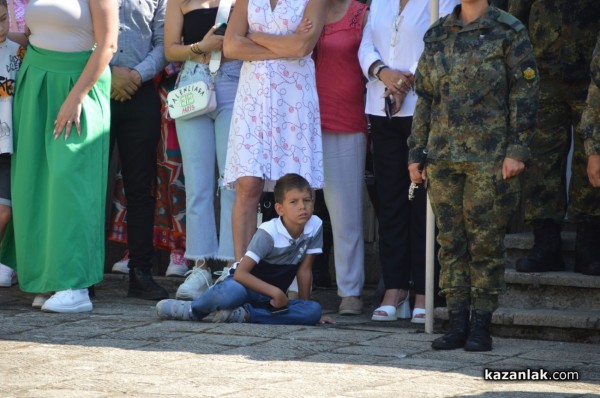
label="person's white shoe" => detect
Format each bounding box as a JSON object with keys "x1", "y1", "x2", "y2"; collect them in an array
[
  {"x1": 175, "y1": 261, "x2": 212, "y2": 300},
  {"x1": 111, "y1": 251, "x2": 130, "y2": 274},
  {"x1": 32, "y1": 294, "x2": 51, "y2": 309},
  {"x1": 0, "y1": 263, "x2": 17, "y2": 287},
  {"x1": 165, "y1": 250, "x2": 188, "y2": 277},
  {"x1": 41, "y1": 289, "x2": 93, "y2": 313}
]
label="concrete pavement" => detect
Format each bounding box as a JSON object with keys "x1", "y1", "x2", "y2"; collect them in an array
[{"x1": 1, "y1": 274, "x2": 599, "y2": 397}]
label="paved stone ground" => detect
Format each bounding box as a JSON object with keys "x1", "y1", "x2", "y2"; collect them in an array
[{"x1": 1, "y1": 275, "x2": 599, "y2": 397}]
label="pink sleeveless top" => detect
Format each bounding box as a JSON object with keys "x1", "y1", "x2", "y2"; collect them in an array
[{"x1": 314, "y1": 0, "x2": 368, "y2": 134}]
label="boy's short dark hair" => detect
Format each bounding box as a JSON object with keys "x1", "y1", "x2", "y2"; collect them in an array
[{"x1": 274, "y1": 173, "x2": 312, "y2": 204}]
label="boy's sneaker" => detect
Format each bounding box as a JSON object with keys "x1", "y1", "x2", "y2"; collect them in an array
[
  {"x1": 112, "y1": 251, "x2": 130, "y2": 274},
  {"x1": 176, "y1": 262, "x2": 212, "y2": 300},
  {"x1": 0, "y1": 263, "x2": 16, "y2": 287},
  {"x1": 41, "y1": 289, "x2": 93, "y2": 313},
  {"x1": 213, "y1": 306, "x2": 247, "y2": 323},
  {"x1": 156, "y1": 299, "x2": 195, "y2": 321},
  {"x1": 165, "y1": 250, "x2": 188, "y2": 277}
]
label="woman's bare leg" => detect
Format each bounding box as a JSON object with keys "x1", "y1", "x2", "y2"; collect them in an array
[{"x1": 232, "y1": 176, "x2": 264, "y2": 259}]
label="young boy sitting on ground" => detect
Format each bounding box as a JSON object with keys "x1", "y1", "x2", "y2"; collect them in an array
[{"x1": 156, "y1": 173, "x2": 335, "y2": 325}]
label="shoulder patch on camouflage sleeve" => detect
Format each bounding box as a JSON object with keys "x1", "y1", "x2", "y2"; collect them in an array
[
  {"x1": 523, "y1": 67, "x2": 536, "y2": 81},
  {"x1": 496, "y1": 10, "x2": 525, "y2": 32}
]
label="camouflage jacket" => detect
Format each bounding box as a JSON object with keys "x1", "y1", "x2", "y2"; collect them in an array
[
  {"x1": 408, "y1": 5, "x2": 539, "y2": 164},
  {"x1": 581, "y1": 34, "x2": 600, "y2": 156},
  {"x1": 507, "y1": 0, "x2": 600, "y2": 82}
]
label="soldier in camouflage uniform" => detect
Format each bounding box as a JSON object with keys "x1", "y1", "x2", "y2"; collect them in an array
[
  {"x1": 508, "y1": 1, "x2": 600, "y2": 274},
  {"x1": 408, "y1": 1, "x2": 538, "y2": 351},
  {"x1": 576, "y1": 34, "x2": 600, "y2": 275}
]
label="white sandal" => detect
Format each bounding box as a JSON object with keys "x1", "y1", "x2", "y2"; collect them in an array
[
  {"x1": 371, "y1": 297, "x2": 411, "y2": 321},
  {"x1": 411, "y1": 308, "x2": 426, "y2": 324}
]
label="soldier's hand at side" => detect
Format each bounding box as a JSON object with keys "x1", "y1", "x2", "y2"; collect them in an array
[
  {"x1": 409, "y1": 162, "x2": 427, "y2": 184},
  {"x1": 502, "y1": 157, "x2": 525, "y2": 179},
  {"x1": 587, "y1": 154, "x2": 600, "y2": 187}
]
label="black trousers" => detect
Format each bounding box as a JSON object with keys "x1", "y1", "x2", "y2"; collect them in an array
[
  {"x1": 110, "y1": 81, "x2": 161, "y2": 270},
  {"x1": 370, "y1": 115, "x2": 430, "y2": 294}
]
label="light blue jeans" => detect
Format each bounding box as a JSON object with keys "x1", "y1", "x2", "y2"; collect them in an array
[
  {"x1": 190, "y1": 276, "x2": 322, "y2": 325},
  {"x1": 175, "y1": 60, "x2": 241, "y2": 261}
]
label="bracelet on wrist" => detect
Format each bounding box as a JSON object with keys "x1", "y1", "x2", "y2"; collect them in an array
[
  {"x1": 190, "y1": 42, "x2": 204, "y2": 55},
  {"x1": 375, "y1": 65, "x2": 388, "y2": 81}
]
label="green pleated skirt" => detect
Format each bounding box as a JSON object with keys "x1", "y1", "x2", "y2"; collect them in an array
[{"x1": 1, "y1": 46, "x2": 111, "y2": 293}]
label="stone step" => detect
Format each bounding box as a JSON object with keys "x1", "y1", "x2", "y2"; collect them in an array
[
  {"x1": 501, "y1": 269, "x2": 600, "y2": 311},
  {"x1": 434, "y1": 268, "x2": 600, "y2": 343},
  {"x1": 504, "y1": 231, "x2": 576, "y2": 269}
]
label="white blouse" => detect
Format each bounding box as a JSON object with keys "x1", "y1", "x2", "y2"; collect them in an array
[
  {"x1": 358, "y1": 0, "x2": 458, "y2": 117},
  {"x1": 26, "y1": 0, "x2": 95, "y2": 52}
]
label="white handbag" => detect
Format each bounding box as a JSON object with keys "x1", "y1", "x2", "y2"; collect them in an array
[
  {"x1": 166, "y1": 0, "x2": 232, "y2": 120},
  {"x1": 167, "y1": 80, "x2": 216, "y2": 120}
]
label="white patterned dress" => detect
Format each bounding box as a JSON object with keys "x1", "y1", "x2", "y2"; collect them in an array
[{"x1": 223, "y1": 0, "x2": 324, "y2": 190}]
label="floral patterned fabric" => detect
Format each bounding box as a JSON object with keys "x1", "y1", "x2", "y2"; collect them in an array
[{"x1": 223, "y1": 0, "x2": 324, "y2": 190}]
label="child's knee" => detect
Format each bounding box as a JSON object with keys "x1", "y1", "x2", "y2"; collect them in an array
[{"x1": 305, "y1": 301, "x2": 322, "y2": 325}]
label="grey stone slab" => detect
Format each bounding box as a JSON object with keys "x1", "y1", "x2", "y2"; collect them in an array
[
  {"x1": 383, "y1": 356, "x2": 473, "y2": 372},
  {"x1": 146, "y1": 332, "x2": 269, "y2": 354},
  {"x1": 191, "y1": 322, "x2": 302, "y2": 340},
  {"x1": 223, "y1": 337, "x2": 345, "y2": 362},
  {"x1": 284, "y1": 327, "x2": 387, "y2": 344},
  {"x1": 332, "y1": 343, "x2": 424, "y2": 359},
  {"x1": 516, "y1": 346, "x2": 600, "y2": 364}
]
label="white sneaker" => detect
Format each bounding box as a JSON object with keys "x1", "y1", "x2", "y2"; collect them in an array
[
  {"x1": 0, "y1": 263, "x2": 16, "y2": 287},
  {"x1": 41, "y1": 289, "x2": 93, "y2": 313},
  {"x1": 112, "y1": 251, "x2": 130, "y2": 274},
  {"x1": 165, "y1": 250, "x2": 188, "y2": 277},
  {"x1": 32, "y1": 294, "x2": 51, "y2": 309},
  {"x1": 176, "y1": 262, "x2": 212, "y2": 300}
]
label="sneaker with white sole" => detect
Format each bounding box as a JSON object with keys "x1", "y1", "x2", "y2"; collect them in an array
[
  {"x1": 0, "y1": 263, "x2": 16, "y2": 287},
  {"x1": 41, "y1": 289, "x2": 93, "y2": 313},
  {"x1": 165, "y1": 250, "x2": 188, "y2": 277},
  {"x1": 213, "y1": 306, "x2": 247, "y2": 323},
  {"x1": 32, "y1": 294, "x2": 51, "y2": 309},
  {"x1": 112, "y1": 251, "x2": 130, "y2": 274},
  {"x1": 156, "y1": 299, "x2": 196, "y2": 321},
  {"x1": 175, "y1": 262, "x2": 212, "y2": 300}
]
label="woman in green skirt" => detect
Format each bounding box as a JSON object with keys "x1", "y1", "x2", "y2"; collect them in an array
[{"x1": 2, "y1": 0, "x2": 119, "y2": 312}]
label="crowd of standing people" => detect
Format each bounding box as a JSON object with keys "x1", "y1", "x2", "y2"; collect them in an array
[{"x1": 0, "y1": 0, "x2": 598, "y2": 354}]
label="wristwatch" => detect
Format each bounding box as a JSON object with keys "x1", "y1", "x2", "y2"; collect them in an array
[{"x1": 373, "y1": 63, "x2": 388, "y2": 80}]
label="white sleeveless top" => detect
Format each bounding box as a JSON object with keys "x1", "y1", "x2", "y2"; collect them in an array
[{"x1": 26, "y1": 0, "x2": 95, "y2": 52}]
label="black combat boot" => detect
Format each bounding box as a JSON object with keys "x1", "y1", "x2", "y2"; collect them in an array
[
  {"x1": 431, "y1": 306, "x2": 470, "y2": 350},
  {"x1": 128, "y1": 267, "x2": 169, "y2": 300},
  {"x1": 515, "y1": 219, "x2": 565, "y2": 272},
  {"x1": 574, "y1": 217, "x2": 600, "y2": 276},
  {"x1": 464, "y1": 310, "x2": 493, "y2": 351}
]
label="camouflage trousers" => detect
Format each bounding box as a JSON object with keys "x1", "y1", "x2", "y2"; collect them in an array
[
  {"x1": 427, "y1": 161, "x2": 520, "y2": 312},
  {"x1": 522, "y1": 78, "x2": 600, "y2": 223}
]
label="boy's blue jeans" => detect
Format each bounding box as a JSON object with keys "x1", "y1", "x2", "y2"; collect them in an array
[{"x1": 190, "y1": 277, "x2": 322, "y2": 325}]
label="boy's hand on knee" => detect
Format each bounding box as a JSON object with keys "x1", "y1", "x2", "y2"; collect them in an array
[{"x1": 270, "y1": 289, "x2": 289, "y2": 309}]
